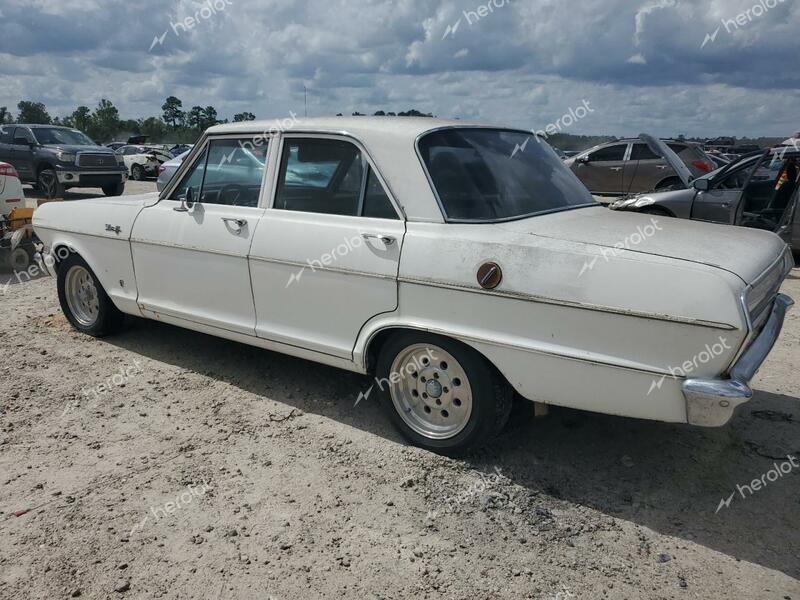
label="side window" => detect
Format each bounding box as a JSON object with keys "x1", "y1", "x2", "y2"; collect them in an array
[
  {"x1": 363, "y1": 168, "x2": 399, "y2": 219},
  {"x1": 629, "y1": 143, "x2": 660, "y2": 161},
  {"x1": 0, "y1": 126, "x2": 13, "y2": 144},
  {"x1": 171, "y1": 148, "x2": 208, "y2": 201},
  {"x1": 14, "y1": 128, "x2": 35, "y2": 145},
  {"x1": 201, "y1": 139, "x2": 269, "y2": 207},
  {"x1": 589, "y1": 144, "x2": 626, "y2": 162},
  {"x1": 274, "y1": 138, "x2": 363, "y2": 216},
  {"x1": 667, "y1": 143, "x2": 688, "y2": 158}
]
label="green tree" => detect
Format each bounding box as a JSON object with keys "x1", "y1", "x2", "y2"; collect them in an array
[
  {"x1": 89, "y1": 99, "x2": 121, "y2": 142},
  {"x1": 0, "y1": 106, "x2": 14, "y2": 124},
  {"x1": 233, "y1": 112, "x2": 256, "y2": 122},
  {"x1": 162, "y1": 96, "x2": 185, "y2": 129},
  {"x1": 201, "y1": 106, "x2": 218, "y2": 130},
  {"x1": 186, "y1": 106, "x2": 204, "y2": 130},
  {"x1": 17, "y1": 100, "x2": 51, "y2": 124},
  {"x1": 65, "y1": 106, "x2": 92, "y2": 133},
  {"x1": 140, "y1": 117, "x2": 168, "y2": 141}
]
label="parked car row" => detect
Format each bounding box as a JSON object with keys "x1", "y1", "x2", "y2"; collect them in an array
[{"x1": 32, "y1": 117, "x2": 795, "y2": 455}]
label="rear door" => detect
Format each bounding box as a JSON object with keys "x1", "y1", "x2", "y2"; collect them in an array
[
  {"x1": 249, "y1": 134, "x2": 406, "y2": 358},
  {"x1": 9, "y1": 127, "x2": 37, "y2": 181},
  {"x1": 624, "y1": 143, "x2": 672, "y2": 194},
  {"x1": 572, "y1": 143, "x2": 628, "y2": 194}
]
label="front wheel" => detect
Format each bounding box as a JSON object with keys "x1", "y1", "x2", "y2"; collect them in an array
[
  {"x1": 57, "y1": 254, "x2": 125, "y2": 337},
  {"x1": 375, "y1": 332, "x2": 512, "y2": 455},
  {"x1": 38, "y1": 168, "x2": 64, "y2": 199}
]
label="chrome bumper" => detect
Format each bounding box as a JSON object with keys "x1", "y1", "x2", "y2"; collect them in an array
[{"x1": 683, "y1": 294, "x2": 794, "y2": 427}]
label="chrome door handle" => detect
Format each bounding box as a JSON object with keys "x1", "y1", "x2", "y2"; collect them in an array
[
  {"x1": 657, "y1": 165, "x2": 668, "y2": 170},
  {"x1": 222, "y1": 217, "x2": 247, "y2": 232},
  {"x1": 610, "y1": 167, "x2": 623, "y2": 172},
  {"x1": 362, "y1": 233, "x2": 396, "y2": 245}
]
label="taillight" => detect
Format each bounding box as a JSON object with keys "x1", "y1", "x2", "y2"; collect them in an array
[
  {"x1": 0, "y1": 164, "x2": 19, "y2": 178},
  {"x1": 158, "y1": 166, "x2": 166, "y2": 176},
  {"x1": 692, "y1": 160, "x2": 713, "y2": 173}
]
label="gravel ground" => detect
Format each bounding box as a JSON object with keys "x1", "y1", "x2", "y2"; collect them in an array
[{"x1": 1, "y1": 182, "x2": 799, "y2": 599}]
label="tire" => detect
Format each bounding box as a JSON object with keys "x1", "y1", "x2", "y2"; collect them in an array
[
  {"x1": 38, "y1": 168, "x2": 64, "y2": 199},
  {"x1": 8, "y1": 247, "x2": 31, "y2": 271},
  {"x1": 375, "y1": 332, "x2": 513, "y2": 455},
  {"x1": 57, "y1": 254, "x2": 125, "y2": 337},
  {"x1": 102, "y1": 182, "x2": 125, "y2": 196},
  {"x1": 131, "y1": 164, "x2": 145, "y2": 181},
  {"x1": 654, "y1": 177, "x2": 682, "y2": 192}
]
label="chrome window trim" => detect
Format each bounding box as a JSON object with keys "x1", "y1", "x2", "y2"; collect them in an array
[
  {"x1": 413, "y1": 125, "x2": 598, "y2": 224},
  {"x1": 268, "y1": 132, "x2": 405, "y2": 221}
]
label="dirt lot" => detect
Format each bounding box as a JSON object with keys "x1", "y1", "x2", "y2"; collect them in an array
[{"x1": 1, "y1": 182, "x2": 799, "y2": 599}]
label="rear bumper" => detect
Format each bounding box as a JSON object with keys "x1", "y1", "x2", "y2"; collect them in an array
[{"x1": 682, "y1": 293, "x2": 794, "y2": 426}]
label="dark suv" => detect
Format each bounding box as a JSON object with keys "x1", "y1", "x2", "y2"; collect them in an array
[{"x1": 0, "y1": 124, "x2": 127, "y2": 198}]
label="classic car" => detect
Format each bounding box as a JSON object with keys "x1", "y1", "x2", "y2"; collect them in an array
[
  {"x1": 610, "y1": 139, "x2": 800, "y2": 257},
  {"x1": 32, "y1": 118, "x2": 794, "y2": 454},
  {"x1": 115, "y1": 145, "x2": 173, "y2": 180},
  {"x1": 564, "y1": 137, "x2": 715, "y2": 196}
]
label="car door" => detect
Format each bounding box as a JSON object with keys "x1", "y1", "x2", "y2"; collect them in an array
[
  {"x1": 248, "y1": 134, "x2": 406, "y2": 359},
  {"x1": 571, "y1": 143, "x2": 628, "y2": 194},
  {"x1": 0, "y1": 126, "x2": 14, "y2": 165},
  {"x1": 9, "y1": 127, "x2": 37, "y2": 181},
  {"x1": 130, "y1": 136, "x2": 270, "y2": 335},
  {"x1": 625, "y1": 143, "x2": 671, "y2": 194},
  {"x1": 735, "y1": 153, "x2": 800, "y2": 242},
  {"x1": 690, "y1": 160, "x2": 756, "y2": 224}
]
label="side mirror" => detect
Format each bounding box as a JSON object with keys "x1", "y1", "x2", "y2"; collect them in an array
[
  {"x1": 693, "y1": 179, "x2": 710, "y2": 192},
  {"x1": 174, "y1": 186, "x2": 196, "y2": 212},
  {"x1": 577, "y1": 155, "x2": 590, "y2": 163}
]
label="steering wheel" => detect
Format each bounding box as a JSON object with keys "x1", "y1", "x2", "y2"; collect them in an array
[{"x1": 219, "y1": 184, "x2": 246, "y2": 206}]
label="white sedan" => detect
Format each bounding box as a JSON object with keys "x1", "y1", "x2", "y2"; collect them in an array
[
  {"x1": 0, "y1": 160, "x2": 25, "y2": 217},
  {"x1": 32, "y1": 118, "x2": 794, "y2": 454},
  {"x1": 115, "y1": 145, "x2": 173, "y2": 180}
]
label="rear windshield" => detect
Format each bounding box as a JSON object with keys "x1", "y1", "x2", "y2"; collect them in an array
[{"x1": 418, "y1": 128, "x2": 595, "y2": 222}]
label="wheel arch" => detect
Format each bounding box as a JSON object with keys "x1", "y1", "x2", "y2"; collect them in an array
[{"x1": 654, "y1": 175, "x2": 683, "y2": 191}]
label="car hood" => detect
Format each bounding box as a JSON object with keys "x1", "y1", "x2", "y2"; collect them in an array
[
  {"x1": 42, "y1": 144, "x2": 116, "y2": 154},
  {"x1": 499, "y1": 205, "x2": 787, "y2": 284},
  {"x1": 639, "y1": 134, "x2": 695, "y2": 188}
]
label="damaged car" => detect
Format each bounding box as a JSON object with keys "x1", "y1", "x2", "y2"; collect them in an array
[
  {"x1": 611, "y1": 137, "x2": 800, "y2": 258},
  {"x1": 32, "y1": 118, "x2": 794, "y2": 454},
  {"x1": 116, "y1": 145, "x2": 173, "y2": 181}
]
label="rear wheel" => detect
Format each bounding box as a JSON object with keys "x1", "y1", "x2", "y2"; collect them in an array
[
  {"x1": 38, "y1": 168, "x2": 64, "y2": 199},
  {"x1": 8, "y1": 247, "x2": 31, "y2": 271},
  {"x1": 102, "y1": 182, "x2": 125, "y2": 196},
  {"x1": 131, "y1": 164, "x2": 145, "y2": 181},
  {"x1": 57, "y1": 254, "x2": 124, "y2": 337},
  {"x1": 376, "y1": 332, "x2": 512, "y2": 455}
]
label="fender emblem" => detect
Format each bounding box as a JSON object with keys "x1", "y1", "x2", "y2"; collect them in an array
[{"x1": 105, "y1": 224, "x2": 122, "y2": 235}]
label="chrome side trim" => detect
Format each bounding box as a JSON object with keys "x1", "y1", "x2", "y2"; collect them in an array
[
  {"x1": 130, "y1": 237, "x2": 244, "y2": 259},
  {"x1": 33, "y1": 225, "x2": 128, "y2": 242},
  {"x1": 684, "y1": 293, "x2": 794, "y2": 427},
  {"x1": 248, "y1": 255, "x2": 397, "y2": 281},
  {"x1": 397, "y1": 276, "x2": 737, "y2": 330}
]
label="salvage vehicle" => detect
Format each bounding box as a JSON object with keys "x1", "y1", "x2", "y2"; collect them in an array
[
  {"x1": 156, "y1": 151, "x2": 190, "y2": 192},
  {"x1": 565, "y1": 138, "x2": 715, "y2": 196},
  {"x1": 32, "y1": 118, "x2": 795, "y2": 454},
  {"x1": 0, "y1": 161, "x2": 25, "y2": 217},
  {"x1": 0, "y1": 161, "x2": 35, "y2": 269},
  {"x1": 116, "y1": 145, "x2": 173, "y2": 181},
  {"x1": 0, "y1": 125, "x2": 127, "y2": 198},
  {"x1": 610, "y1": 138, "x2": 800, "y2": 257}
]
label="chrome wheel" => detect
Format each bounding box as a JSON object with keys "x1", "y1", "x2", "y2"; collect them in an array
[
  {"x1": 64, "y1": 266, "x2": 100, "y2": 327},
  {"x1": 38, "y1": 170, "x2": 58, "y2": 198},
  {"x1": 388, "y1": 344, "x2": 473, "y2": 440}
]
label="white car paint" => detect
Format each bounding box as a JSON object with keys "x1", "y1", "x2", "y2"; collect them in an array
[
  {"x1": 32, "y1": 117, "x2": 794, "y2": 433},
  {"x1": 0, "y1": 161, "x2": 25, "y2": 217},
  {"x1": 117, "y1": 146, "x2": 172, "y2": 179}
]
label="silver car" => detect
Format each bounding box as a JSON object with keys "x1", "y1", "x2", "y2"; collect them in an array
[
  {"x1": 156, "y1": 150, "x2": 190, "y2": 192},
  {"x1": 611, "y1": 138, "x2": 800, "y2": 256}
]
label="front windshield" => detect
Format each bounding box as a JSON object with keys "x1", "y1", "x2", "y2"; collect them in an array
[
  {"x1": 32, "y1": 128, "x2": 94, "y2": 146},
  {"x1": 418, "y1": 128, "x2": 595, "y2": 222}
]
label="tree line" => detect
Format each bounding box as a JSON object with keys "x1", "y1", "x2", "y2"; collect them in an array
[{"x1": 0, "y1": 98, "x2": 435, "y2": 145}]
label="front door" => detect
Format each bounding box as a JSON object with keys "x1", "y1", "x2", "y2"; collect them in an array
[
  {"x1": 9, "y1": 127, "x2": 37, "y2": 181},
  {"x1": 572, "y1": 143, "x2": 628, "y2": 194},
  {"x1": 248, "y1": 135, "x2": 406, "y2": 358},
  {"x1": 130, "y1": 137, "x2": 270, "y2": 335},
  {"x1": 735, "y1": 152, "x2": 800, "y2": 242}
]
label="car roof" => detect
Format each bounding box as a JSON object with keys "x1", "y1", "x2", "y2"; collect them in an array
[
  {"x1": 207, "y1": 116, "x2": 524, "y2": 222},
  {"x1": 16, "y1": 124, "x2": 73, "y2": 129}
]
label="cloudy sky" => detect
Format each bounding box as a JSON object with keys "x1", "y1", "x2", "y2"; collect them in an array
[{"x1": 0, "y1": 0, "x2": 798, "y2": 137}]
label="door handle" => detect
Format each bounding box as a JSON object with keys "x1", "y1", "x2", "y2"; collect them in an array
[
  {"x1": 222, "y1": 217, "x2": 247, "y2": 233},
  {"x1": 656, "y1": 165, "x2": 668, "y2": 170},
  {"x1": 610, "y1": 167, "x2": 622, "y2": 172},
  {"x1": 362, "y1": 233, "x2": 396, "y2": 245}
]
